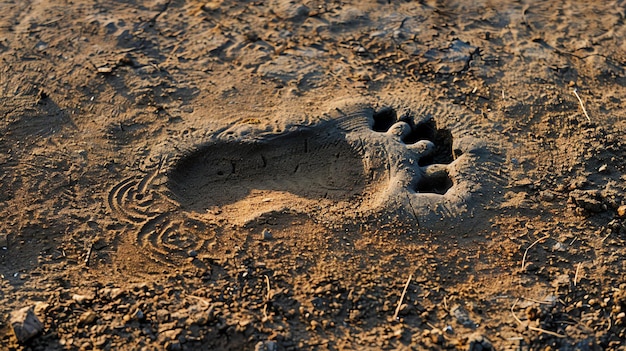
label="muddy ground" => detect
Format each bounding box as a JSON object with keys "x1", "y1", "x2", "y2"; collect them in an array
[{"x1": 1, "y1": 1, "x2": 626, "y2": 350}]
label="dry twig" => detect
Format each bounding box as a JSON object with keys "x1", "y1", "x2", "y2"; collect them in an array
[
  {"x1": 393, "y1": 274, "x2": 413, "y2": 320},
  {"x1": 574, "y1": 262, "x2": 582, "y2": 286}
]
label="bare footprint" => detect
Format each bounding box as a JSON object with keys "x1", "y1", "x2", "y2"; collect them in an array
[
  {"x1": 166, "y1": 124, "x2": 366, "y2": 211},
  {"x1": 107, "y1": 98, "x2": 502, "y2": 265}
]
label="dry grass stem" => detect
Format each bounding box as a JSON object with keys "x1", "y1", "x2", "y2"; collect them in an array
[
  {"x1": 574, "y1": 262, "x2": 582, "y2": 286},
  {"x1": 393, "y1": 273, "x2": 413, "y2": 320},
  {"x1": 521, "y1": 235, "x2": 550, "y2": 271},
  {"x1": 573, "y1": 88, "x2": 591, "y2": 122},
  {"x1": 84, "y1": 243, "x2": 93, "y2": 267},
  {"x1": 522, "y1": 296, "x2": 555, "y2": 305},
  {"x1": 264, "y1": 275, "x2": 271, "y2": 299},
  {"x1": 263, "y1": 275, "x2": 271, "y2": 320}
]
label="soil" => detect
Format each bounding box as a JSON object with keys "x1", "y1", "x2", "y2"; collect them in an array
[{"x1": 1, "y1": 1, "x2": 626, "y2": 350}]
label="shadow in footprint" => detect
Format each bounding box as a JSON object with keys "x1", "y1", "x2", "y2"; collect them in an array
[
  {"x1": 372, "y1": 106, "x2": 458, "y2": 195},
  {"x1": 166, "y1": 125, "x2": 366, "y2": 212}
]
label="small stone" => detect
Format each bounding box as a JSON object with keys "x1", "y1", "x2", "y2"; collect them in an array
[
  {"x1": 94, "y1": 335, "x2": 108, "y2": 347},
  {"x1": 188, "y1": 250, "x2": 198, "y2": 258},
  {"x1": 272, "y1": 1, "x2": 309, "y2": 21},
  {"x1": 539, "y1": 191, "x2": 555, "y2": 202},
  {"x1": 262, "y1": 229, "x2": 272, "y2": 240},
  {"x1": 467, "y1": 333, "x2": 493, "y2": 351},
  {"x1": 156, "y1": 309, "x2": 170, "y2": 322},
  {"x1": 10, "y1": 306, "x2": 44, "y2": 343},
  {"x1": 101, "y1": 287, "x2": 124, "y2": 300},
  {"x1": 552, "y1": 242, "x2": 567, "y2": 252},
  {"x1": 450, "y1": 304, "x2": 475, "y2": 328},
  {"x1": 202, "y1": 2, "x2": 221, "y2": 11},
  {"x1": 238, "y1": 318, "x2": 252, "y2": 328},
  {"x1": 255, "y1": 340, "x2": 278, "y2": 351},
  {"x1": 97, "y1": 66, "x2": 113, "y2": 74},
  {"x1": 598, "y1": 164, "x2": 608, "y2": 172},
  {"x1": 617, "y1": 205, "x2": 626, "y2": 218},
  {"x1": 382, "y1": 300, "x2": 392, "y2": 312},
  {"x1": 167, "y1": 341, "x2": 182, "y2": 351},
  {"x1": 134, "y1": 309, "x2": 146, "y2": 321},
  {"x1": 72, "y1": 293, "x2": 94, "y2": 304},
  {"x1": 429, "y1": 328, "x2": 444, "y2": 344},
  {"x1": 78, "y1": 310, "x2": 98, "y2": 326},
  {"x1": 398, "y1": 302, "x2": 411, "y2": 316}
]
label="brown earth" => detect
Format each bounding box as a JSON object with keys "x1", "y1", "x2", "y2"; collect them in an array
[{"x1": 1, "y1": 1, "x2": 626, "y2": 350}]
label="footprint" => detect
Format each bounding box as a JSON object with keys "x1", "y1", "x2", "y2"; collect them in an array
[
  {"x1": 165, "y1": 125, "x2": 366, "y2": 211},
  {"x1": 107, "y1": 98, "x2": 501, "y2": 265},
  {"x1": 163, "y1": 99, "x2": 497, "y2": 224}
]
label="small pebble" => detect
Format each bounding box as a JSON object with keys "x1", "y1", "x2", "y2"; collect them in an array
[
  {"x1": 429, "y1": 328, "x2": 444, "y2": 344},
  {"x1": 10, "y1": 306, "x2": 44, "y2": 343},
  {"x1": 79, "y1": 310, "x2": 98, "y2": 326},
  {"x1": 262, "y1": 229, "x2": 272, "y2": 240},
  {"x1": 467, "y1": 333, "x2": 493, "y2": 351},
  {"x1": 134, "y1": 309, "x2": 146, "y2": 321},
  {"x1": 552, "y1": 242, "x2": 567, "y2": 252},
  {"x1": 617, "y1": 205, "x2": 626, "y2": 218},
  {"x1": 539, "y1": 191, "x2": 555, "y2": 202}
]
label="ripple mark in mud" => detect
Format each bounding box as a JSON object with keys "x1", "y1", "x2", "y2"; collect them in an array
[
  {"x1": 136, "y1": 215, "x2": 210, "y2": 266},
  {"x1": 107, "y1": 174, "x2": 160, "y2": 223}
]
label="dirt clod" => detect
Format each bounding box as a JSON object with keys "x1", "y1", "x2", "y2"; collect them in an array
[{"x1": 9, "y1": 307, "x2": 44, "y2": 344}]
